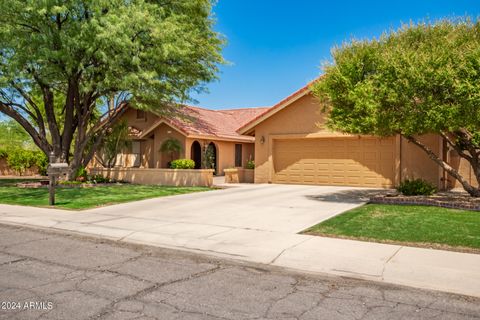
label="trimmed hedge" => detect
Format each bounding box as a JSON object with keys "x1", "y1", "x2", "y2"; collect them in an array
[
  {"x1": 170, "y1": 159, "x2": 195, "y2": 169},
  {"x1": 0, "y1": 147, "x2": 48, "y2": 175},
  {"x1": 397, "y1": 178, "x2": 437, "y2": 196}
]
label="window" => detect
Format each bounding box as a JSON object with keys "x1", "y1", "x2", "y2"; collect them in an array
[
  {"x1": 235, "y1": 144, "x2": 242, "y2": 167},
  {"x1": 130, "y1": 141, "x2": 141, "y2": 167},
  {"x1": 136, "y1": 109, "x2": 146, "y2": 120}
]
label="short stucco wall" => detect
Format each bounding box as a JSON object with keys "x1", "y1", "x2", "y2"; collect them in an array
[
  {"x1": 241, "y1": 168, "x2": 254, "y2": 183},
  {"x1": 224, "y1": 168, "x2": 254, "y2": 183},
  {"x1": 90, "y1": 168, "x2": 214, "y2": 187}
]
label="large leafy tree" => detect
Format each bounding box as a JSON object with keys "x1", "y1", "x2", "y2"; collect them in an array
[
  {"x1": 0, "y1": 120, "x2": 35, "y2": 149},
  {"x1": 313, "y1": 19, "x2": 480, "y2": 197},
  {"x1": 0, "y1": 0, "x2": 223, "y2": 178}
]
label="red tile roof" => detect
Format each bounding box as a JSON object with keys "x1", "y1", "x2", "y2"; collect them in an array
[
  {"x1": 139, "y1": 78, "x2": 322, "y2": 141},
  {"x1": 148, "y1": 105, "x2": 270, "y2": 142}
]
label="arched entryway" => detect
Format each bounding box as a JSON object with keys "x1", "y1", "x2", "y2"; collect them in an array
[
  {"x1": 190, "y1": 141, "x2": 202, "y2": 169},
  {"x1": 206, "y1": 142, "x2": 217, "y2": 175}
]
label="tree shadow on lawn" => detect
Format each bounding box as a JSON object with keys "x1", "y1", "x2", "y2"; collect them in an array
[
  {"x1": 305, "y1": 188, "x2": 394, "y2": 204},
  {"x1": 54, "y1": 187, "x2": 136, "y2": 204},
  {"x1": 0, "y1": 178, "x2": 41, "y2": 186},
  {"x1": 0, "y1": 187, "x2": 50, "y2": 207},
  {"x1": 0, "y1": 185, "x2": 116, "y2": 207},
  {"x1": 53, "y1": 186, "x2": 203, "y2": 207},
  {"x1": 0, "y1": 184, "x2": 210, "y2": 209}
]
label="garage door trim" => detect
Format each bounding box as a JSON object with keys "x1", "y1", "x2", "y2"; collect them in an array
[{"x1": 267, "y1": 133, "x2": 400, "y2": 187}]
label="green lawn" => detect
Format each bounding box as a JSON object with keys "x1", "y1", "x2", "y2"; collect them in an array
[
  {"x1": 304, "y1": 204, "x2": 480, "y2": 251},
  {"x1": 0, "y1": 179, "x2": 211, "y2": 210}
]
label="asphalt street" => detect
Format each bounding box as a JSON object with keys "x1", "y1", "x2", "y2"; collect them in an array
[{"x1": 0, "y1": 224, "x2": 478, "y2": 320}]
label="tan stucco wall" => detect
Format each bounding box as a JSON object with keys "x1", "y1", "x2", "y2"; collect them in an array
[
  {"x1": 90, "y1": 167, "x2": 214, "y2": 187},
  {"x1": 109, "y1": 108, "x2": 160, "y2": 168},
  {"x1": 400, "y1": 135, "x2": 443, "y2": 188},
  {"x1": 214, "y1": 140, "x2": 233, "y2": 174},
  {"x1": 399, "y1": 136, "x2": 478, "y2": 190},
  {"x1": 449, "y1": 152, "x2": 478, "y2": 189},
  {"x1": 184, "y1": 138, "x2": 254, "y2": 175},
  {"x1": 120, "y1": 108, "x2": 158, "y2": 133},
  {"x1": 140, "y1": 138, "x2": 154, "y2": 168},
  {"x1": 251, "y1": 92, "x2": 448, "y2": 188},
  {"x1": 184, "y1": 138, "x2": 196, "y2": 165},
  {"x1": 224, "y1": 168, "x2": 254, "y2": 183},
  {"x1": 153, "y1": 123, "x2": 186, "y2": 168},
  {"x1": 243, "y1": 143, "x2": 255, "y2": 167},
  {"x1": 253, "y1": 93, "x2": 329, "y2": 183}
]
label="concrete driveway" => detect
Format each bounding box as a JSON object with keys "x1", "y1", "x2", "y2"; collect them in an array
[
  {"x1": 0, "y1": 183, "x2": 376, "y2": 266},
  {"x1": 87, "y1": 183, "x2": 372, "y2": 233}
]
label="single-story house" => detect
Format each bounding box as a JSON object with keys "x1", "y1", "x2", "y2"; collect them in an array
[
  {"x1": 100, "y1": 105, "x2": 268, "y2": 174},
  {"x1": 238, "y1": 84, "x2": 474, "y2": 190},
  {"x1": 97, "y1": 83, "x2": 474, "y2": 190}
]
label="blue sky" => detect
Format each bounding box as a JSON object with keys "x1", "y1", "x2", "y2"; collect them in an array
[{"x1": 191, "y1": 0, "x2": 480, "y2": 109}]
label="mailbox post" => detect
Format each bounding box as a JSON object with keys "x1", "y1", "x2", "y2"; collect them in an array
[{"x1": 47, "y1": 152, "x2": 69, "y2": 206}]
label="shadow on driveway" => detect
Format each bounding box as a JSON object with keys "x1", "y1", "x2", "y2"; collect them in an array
[{"x1": 305, "y1": 188, "x2": 394, "y2": 204}]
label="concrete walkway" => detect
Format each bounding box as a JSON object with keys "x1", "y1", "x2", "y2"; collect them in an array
[{"x1": 0, "y1": 183, "x2": 479, "y2": 298}]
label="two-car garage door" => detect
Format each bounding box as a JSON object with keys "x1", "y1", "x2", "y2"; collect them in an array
[{"x1": 273, "y1": 137, "x2": 395, "y2": 187}]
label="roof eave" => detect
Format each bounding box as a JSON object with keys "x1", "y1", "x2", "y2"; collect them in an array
[
  {"x1": 187, "y1": 134, "x2": 255, "y2": 143},
  {"x1": 139, "y1": 118, "x2": 189, "y2": 139}
]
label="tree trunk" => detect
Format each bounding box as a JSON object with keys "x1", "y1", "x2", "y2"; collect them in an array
[
  {"x1": 66, "y1": 149, "x2": 83, "y2": 181},
  {"x1": 405, "y1": 135, "x2": 480, "y2": 197},
  {"x1": 1, "y1": 82, "x2": 127, "y2": 182}
]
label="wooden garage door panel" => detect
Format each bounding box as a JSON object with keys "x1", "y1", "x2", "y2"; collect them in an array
[{"x1": 273, "y1": 137, "x2": 395, "y2": 187}]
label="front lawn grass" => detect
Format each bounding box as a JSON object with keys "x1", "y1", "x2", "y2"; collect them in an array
[
  {"x1": 0, "y1": 179, "x2": 211, "y2": 210},
  {"x1": 0, "y1": 178, "x2": 39, "y2": 186},
  {"x1": 304, "y1": 204, "x2": 480, "y2": 252}
]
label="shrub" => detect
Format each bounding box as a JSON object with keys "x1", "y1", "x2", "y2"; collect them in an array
[
  {"x1": 160, "y1": 138, "x2": 182, "y2": 162},
  {"x1": 90, "y1": 174, "x2": 111, "y2": 184},
  {"x1": 75, "y1": 166, "x2": 88, "y2": 181},
  {"x1": 36, "y1": 153, "x2": 48, "y2": 176},
  {"x1": 58, "y1": 180, "x2": 83, "y2": 185},
  {"x1": 6, "y1": 148, "x2": 39, "y2": 174},
  {"x1": 397, "y1": 179, "x2": 437, "y2": 196},
  {"x1": 170, "y1": 159, "x2": 195, "y2": 169},
  {"x1": 246, "y1": 160, "x2": 255, "y2": 169},
  {"x1": 0, "y1": 147, "x2": 48, "y2": 175}
]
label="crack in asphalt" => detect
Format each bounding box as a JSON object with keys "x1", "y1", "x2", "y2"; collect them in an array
[
  {"x1": 91, "y1": 265, "x2": 224, "y2": 320},
  {"x1": 0, "y1": 224, "x2": 479, "y2": 320}
]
